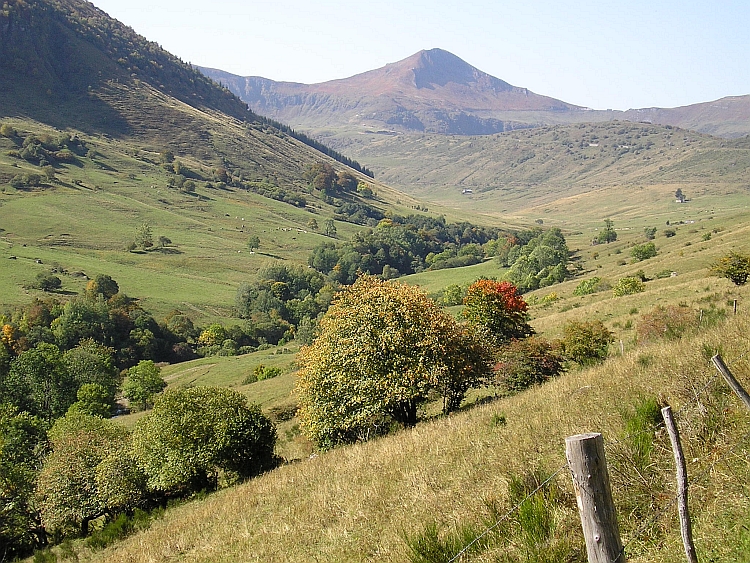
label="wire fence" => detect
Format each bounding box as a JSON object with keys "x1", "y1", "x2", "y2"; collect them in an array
[{"x1": 440, "y1": 349, "x2": 750, "y2": 563}]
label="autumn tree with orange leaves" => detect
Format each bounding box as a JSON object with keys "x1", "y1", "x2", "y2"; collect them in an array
[{"x1": 462, "y1": 279, "x2": 533, "y2": 346}]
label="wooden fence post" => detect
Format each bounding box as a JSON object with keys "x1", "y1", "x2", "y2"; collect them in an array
[
  {"x1": 662, "y1": 405, "x2": 699, "y2": 563},
  {"x1": 566, "y1": 433, "x2": 625, "y2": 563},
  {"x1": 712, "y1": 354, "x2": 750, "y2": 411}
]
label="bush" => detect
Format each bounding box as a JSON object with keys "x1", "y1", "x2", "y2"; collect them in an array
[
  {"x1": 630, "y1": 242, "x2": 657, "y2": 262},
  {"x1": 637, "y1": 305, "x2": 697, "y2": 343},
  {"x1": 572, "y1": 276, "x2": 604, "y2": 296},
  {"x1": 712, "y1": 251, "x2": 750, "y2": 286},
  {"x1": 494, "y1": 337, "x2": 564, "y2": 392},
  {"x1": 560, "y1": 320, "x2": 614, "y2": 366},
  {"x1": 612, "y1": 277, "x2": 645, "y2": 297}
]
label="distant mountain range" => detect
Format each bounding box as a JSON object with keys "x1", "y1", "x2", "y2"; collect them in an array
[{"x1": 200, "y1": 49, "x2": 750, "y2": 139}]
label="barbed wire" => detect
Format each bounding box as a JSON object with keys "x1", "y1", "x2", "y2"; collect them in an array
[
  {"x1": 446, "y1": 347, "x2": 750, "y2": 563},
  {"x1": 611, "y1": 422, "x2": 750, "y2": 563},
  {"x1": 446, "y1": 462, "x2": 568, "y2": 563}
]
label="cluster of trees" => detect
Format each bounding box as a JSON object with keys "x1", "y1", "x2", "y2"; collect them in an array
[
  {"x1": 309, "y1": 214, "x2": 505, "y2": 284},
  {"x1": 1, "y1": 386, "x2": 277, "y2": 557},
  {"x1": 295, "y1": 276, "x2": 613, "y2": 450},
  {"x1": 4, "y1": 130, "x2": 86, "y2": 168},
  {"x1": 0, "y1": 275, "x2": 198, "y2": 371},
  {"x1": 503, "y1": 228, "x2": 569, "y2": 292}
]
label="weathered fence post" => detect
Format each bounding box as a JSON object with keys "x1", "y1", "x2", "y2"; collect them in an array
[
  {"x1": 566, "y1": 432, "x2": 625, "y2": 563},
  {"x1": 662, "y1": 405, "x2": 699, "y2": 563},
  {"x1": 712, "y1": 354, "x2": 750, "y2": 411}
]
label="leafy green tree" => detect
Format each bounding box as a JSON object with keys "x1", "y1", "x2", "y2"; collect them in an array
[
  {"x1": 34, "y1": 272, "x2": 62, "y2": 292},
  {"x1": 67, "y1": 383, "x2": 112, "y2": 418},
  {"x1": 63, "y1": 339, "x2": 119, "y2": 400},
  {"x1": 494, "y1": 337, "x2": 564, "y2": 392},
  {"x1": 307, "y1": 218, "x2": 319, "y2": 231},
  {"x1": 247, "y1": 235, "x2": 261, "y2": 252},
  {"x1": 0, "y1": 405, "x2": 48, "y2": 558},
  {"x1": 296, "y1": 276, "x2": 493, "y2": 449},
  {"x1": 85, "y1": 274, "x2": 119, "y2": 300},
  {"x1": 506, "y1": 228, "x2": 569, "y2": 291},
  {"x1": 36, "y1": 411, "x2": 130, "y2": 536},
  {"x1": 560, "y1": 320, "x2": 614, "y2": 366},
  {"x1": 131, "y1": 387, "x2": 277, "y2": 494},
  {"x1": 712, "y1": 251, "x2": 750, "y2": 286},
  {"x1": 631, "y1": 242, "x2": 657, "y2": 262},
  {"x1": 324, "y1": 218, "x2": 337, "y2": 238},
  {"x1": 134, "y1": 223, "x2": 153, "y2": 250},
  {"x1": 596, "y1": 218, "x2": 617, "y2": 243},
  {"x1": 51, "y1": 297, "x2": 114, "y2": 350},
  {"x1": 462, "y1": 279, "x2": 533, "y2": 346},
  {"x1": 644, "y1": 226, "x2": 657, "y2": 240},
  {"x1": 572, "y1": 277, "x2": 605, "y2": 296},
  {"x1": 122, "y1": 360, "x2": 165, "y2": 411},
  {"x1": 197, "y1": 324, "x2": 227, "y2": 347},
  {"x1": 2, "y1": 343, "x2": 76, "y2": 420}
]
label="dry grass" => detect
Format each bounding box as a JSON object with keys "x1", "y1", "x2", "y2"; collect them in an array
[{"x1": 64, "y1": 298, "x2": 750, "y2": 562}]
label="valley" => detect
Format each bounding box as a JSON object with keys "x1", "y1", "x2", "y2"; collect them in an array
[{"x1": 1, "y1": 1, "x2": 750, "y2": 562}]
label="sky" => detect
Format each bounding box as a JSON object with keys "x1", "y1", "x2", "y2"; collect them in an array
[{"x1": 92, "y1": 0, "x2": 750, "y2": 111}]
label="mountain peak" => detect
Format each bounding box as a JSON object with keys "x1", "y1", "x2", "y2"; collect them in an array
[{"x1": 399, "y1": 48, "x2": 514, "y2": 92}]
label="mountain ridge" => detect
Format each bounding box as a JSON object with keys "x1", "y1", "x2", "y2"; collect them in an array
[{"x1": 201, "y1": 48, "x2": 750, "y2": 138}]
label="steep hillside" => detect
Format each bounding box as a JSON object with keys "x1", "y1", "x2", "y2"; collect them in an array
[
  {"x1": 200, "y1": 48, "x2": 585, "y2": 136},
  {"x1": 0, "y1": 0, "x2": 429, "y2": 324}
]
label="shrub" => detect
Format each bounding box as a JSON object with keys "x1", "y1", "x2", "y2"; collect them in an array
[
  {"x1": 712, "y1": 251, "x2": 750, "y2": 285},
  {"x1": 630, "y1": 242, "x2": 657, "y2": 262},
  {"x1": 637, "y1": 305, "x2": 697, "y2": 343},
  {"x1": 494, "y1": 337, "x2": 564, "y2": 393},
  {"x1": 560, "y1": 320, "x2": 614, "y2": 366},
  {"x1": 573, "y1": 276, "x2": 604, "y2": 296},
  {"x1": 663, "y1": 228, "x2": 676, "y2": 238},
  {"x1": 612, "y1": 277, "x2": 645, "y2": 297}
]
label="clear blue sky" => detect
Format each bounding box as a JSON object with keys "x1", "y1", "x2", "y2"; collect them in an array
[{"x1": 93, "y1": 0, "x2": 749, "y2": 111}]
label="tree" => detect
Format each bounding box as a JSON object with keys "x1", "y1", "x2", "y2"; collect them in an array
[
  {"x1": 307, "y1": 218, "x2": 319, "y2": 231},
  {"x1": 712, "y1": 251, "x2": 750, "y2": 286},
  {"x1": 158, "y1": 236, "x2": 172, "y2": 248},
  {"x1": 295, "y1": 276, "x2": 493, "y2": 449},
  {"x1": 324, "y1": 218, "x2": 337, "y2": 238},
  {"x1": 130, "y1": 387, "x2": 278, "y2": 494},
  {"x1": 612, "y1": 277, "x2": 645, "y2": 297},
  {"x1": 0, "y1": 123, "x2": 16, "y2": 137},
  {"x1": 247, "y1": 235, "x2": 261, "y2": 252},
  {"x1": 0, "y1": 405, "x2": 48, "y2": 557},
  {"x1": 462, "y1": 279, "x2": 533, "y2": 346},
  {"x1": 630, "y1": 242, "x2": 657, "y2": 262},
  {"x1": 494, "y1": 337, "x2": 564, "y2": 392},
  {"x1": 85, "y1": 274, "x2": 119, "y2": 300},
  {"x1": 134, "y1": 223, "x2": 153, "y2": 250},
  {"x1": 34, "y1": 272, "x2": 62, "y2": 292},
  {"x1": 560, "y1": 320, "x2": 614, "y2": 366},
  {"x1": 644, "y1": 226, "x2": 657, "y2": 240},
  {"x1": 67, "y1": 383, "x2": 112, "y2": 418},
  {"x1": 675, "y1": 188, "x2": 685, "y2": 203},
  {"x1": 596, "y1": 218, "x2": 617, "y2": 244},
  {"x1": 2, "y1": 343, "x2": 76, "y2": 420},
  {"x1": 122, "y1": 360, "x2": 166, "y2": 411},
  {"x1": 36, "y1": 411, "x2": 130, "y2": 536}
]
